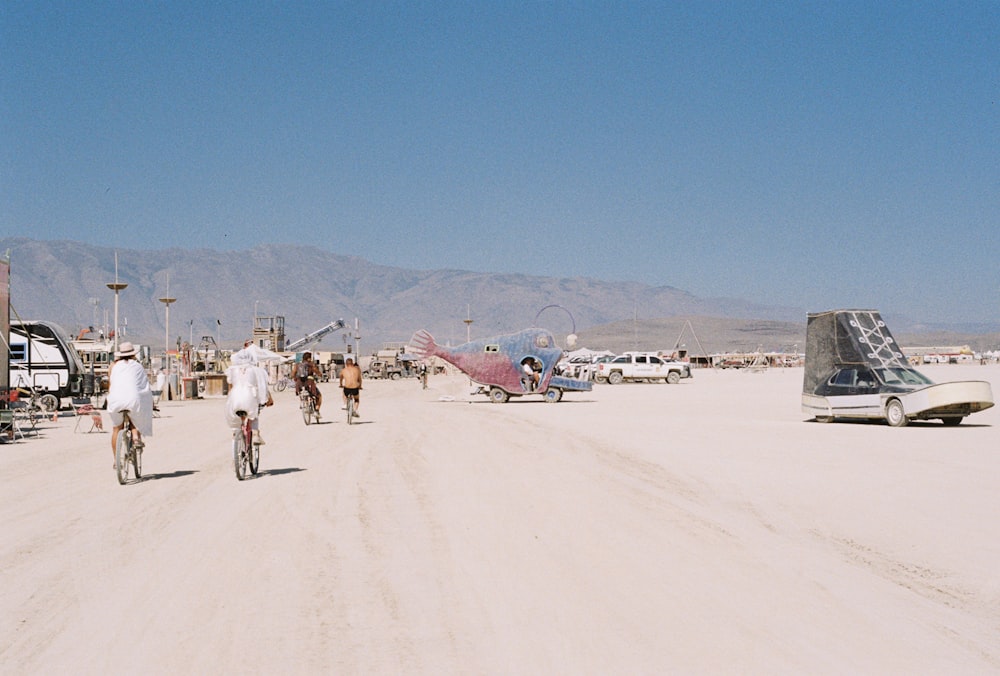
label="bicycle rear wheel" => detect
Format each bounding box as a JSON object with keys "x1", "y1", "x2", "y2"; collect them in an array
[
  {"x1": 115, "y1": 425, "x2": 131, "y2": 485},
  {"x1": 233, "y1": 426, "x2": 247, "y2": 481},
  {"x1": 346, "y1": 396, "x2": 354, "y2": 425},
  {"x1": 301, "y1": 396, "x2": 313, "y2": 425},
  {"x1": 249, "y1": 439, "x2": 260, "y2": 475},
  {"x1": 133, "y1": 441, "x2": 142, "y2": 479}
]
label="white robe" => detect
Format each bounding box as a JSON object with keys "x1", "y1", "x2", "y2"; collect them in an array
[
  {"x1": 106, "y1": 359, "x2": 154, "y2": 436},
  {"x1": 225, "y1": 364, "x2": 270, "y2": 429}
]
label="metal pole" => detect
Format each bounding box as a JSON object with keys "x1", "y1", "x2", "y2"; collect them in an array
[
  {"x1": 159, "y1": 297, "x2": 176, "y2": 365},
  {"x1": 106, "y1": 252, "x2": 127, "y2": 353}
]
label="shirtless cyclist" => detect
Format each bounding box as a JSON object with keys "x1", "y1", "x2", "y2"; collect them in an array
[{"x1": 339, "y1": 357, "x2": 362, "y2": 418}]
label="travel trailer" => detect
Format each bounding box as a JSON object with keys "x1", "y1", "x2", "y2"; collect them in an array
[
  {"x1": 802, "y1": 309, "x2": 994, "y2": 427},
  {"x1": 9, "y1": 320, "x2": 87, "y2": 410}
]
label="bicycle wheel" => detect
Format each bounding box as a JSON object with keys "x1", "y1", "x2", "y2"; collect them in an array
[
  {"x1": 275, "y1": 378, "x2": 286, "y2": 392},
  {"x1": 133, "y1": 440, "x2": 142, "y2": 479},
  {"x1": 302, "y1": 396, "x2": 313, "y2": 425},
  {"x1": 249, "y1": 437, "x2": 260, "y2": 475},
  {"x1": 115, "y1": 425, "x2": 131, "y2": 485},
  {"x1": 40, "y1": 393, "x2": 60, "y2": 412},
  {"x1": 233, "y1": 427, "x2": 247, "y2": 481},
  {"x1": 346, "y1": 396, "x2": 354, "y2": 425}
]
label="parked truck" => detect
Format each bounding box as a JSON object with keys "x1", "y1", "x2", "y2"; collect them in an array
[
  {"x1": 594, "y1": 351, "x2": 692, "y2": 384},
  {"x1": 363, "y1": 346, "x2": 422, "y2": 379}
]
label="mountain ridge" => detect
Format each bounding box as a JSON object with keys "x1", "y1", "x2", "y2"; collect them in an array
[{"x1": 3, "y1": 238, "x2": 997, "y2": 354}]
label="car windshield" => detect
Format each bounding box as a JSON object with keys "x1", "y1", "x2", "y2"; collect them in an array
[{"x1": 874, "y1": 367, "x2": 934, "y2": 387}]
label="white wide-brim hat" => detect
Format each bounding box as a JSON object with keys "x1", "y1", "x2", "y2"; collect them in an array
[{"x1": 116, "y1": 341, "x2": 138, "y2": 358}]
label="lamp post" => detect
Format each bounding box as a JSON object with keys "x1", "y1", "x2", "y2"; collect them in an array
[
  {"x1": 106, "y1": 251, "x2": 127, "y2": 354},
  {"x1": 463, "y1": 304, "x2": 473, "y2": 344},
  {"x1": 159, "y1": 291, "x2": 176, "y2": 369}
]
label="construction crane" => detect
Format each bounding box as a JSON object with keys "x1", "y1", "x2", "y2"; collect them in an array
[{"x1": 285, "y1": 319, "x2": 346, "y2": 351}]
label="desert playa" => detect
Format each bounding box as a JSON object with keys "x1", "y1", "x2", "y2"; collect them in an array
[{"x1": 2, "y1": 364, "x2": 999, "y2": 673}]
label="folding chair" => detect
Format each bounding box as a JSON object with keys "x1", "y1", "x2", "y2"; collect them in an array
[
  {"x1": 72, "y1": 397, "x2": 103, "y2": 433},
  {"x1": 1, "y1": 409, "x2": 25, "y2": 441},
  {"x1": 8, "y1": 399, "x2": 37, "y2": 435}
]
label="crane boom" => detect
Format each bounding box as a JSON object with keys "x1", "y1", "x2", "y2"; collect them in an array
[{"x1": 286, "y1": 319, "x2": 346, "y2": 351}]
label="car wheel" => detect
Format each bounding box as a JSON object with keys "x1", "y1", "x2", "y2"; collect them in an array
[
  {"x1": 607, "y1": 371, "x2": 623, "y2": 385},
  {"x1": 885, "y1": 399, "x2": 908, "y2": 427},
  {"x1": 543, "y1": 388, "x2": 562, "y2": 403},
  {"x1": 489, "y1": 387, "x2": 509, "y2": 403},
  {"x1": 594, "y1": 375, "x2": 607, "y2": 384},
  {"x1": 941, "y1": 417, "x2": 964, "y2": 426},
  {"x1": 666, "y1": 371, "x2": 681, "y2": 385}
]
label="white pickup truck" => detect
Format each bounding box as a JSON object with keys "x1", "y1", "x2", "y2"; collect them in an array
[{"x1": 594, "y1": 352, "x2": 692, "y2": 384}]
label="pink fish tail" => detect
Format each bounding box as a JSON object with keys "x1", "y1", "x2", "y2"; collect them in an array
[{"x1": 411, "y1": 329, "x2": 439, "y2": 358}]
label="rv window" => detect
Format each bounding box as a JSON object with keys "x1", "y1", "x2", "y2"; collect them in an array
[
  {"x1": 485, "y1": 345, "x2": 499, "y2": 353},
  {"x1": 10, "y1": 343, "x2": 26, "y2": 362}
]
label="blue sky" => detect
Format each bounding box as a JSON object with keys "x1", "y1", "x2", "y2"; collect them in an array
[{"x1": 3, "y1": 2, "x2": 998, "y2": 325}]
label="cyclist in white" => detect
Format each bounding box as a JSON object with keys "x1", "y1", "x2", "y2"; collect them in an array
[
  {"x1": 107, "y1": 341, "x2": 154, "y2": 462},
  {"x1": 225, "y1": 346, "x2": 273, "y2": 444}
]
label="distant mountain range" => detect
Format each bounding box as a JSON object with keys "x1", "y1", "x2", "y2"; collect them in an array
[{"x1": 3, "y1": 238, "x2": 998, "y2": 355}]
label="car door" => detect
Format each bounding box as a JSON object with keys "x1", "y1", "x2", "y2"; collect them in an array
[
  {"x1": 824, "y1": 368, "x2": 881, "y2": 417},
  {"x1": 633, "y1": 354, "x2": 653, "y2": 379},
  {"x1": 648, "y1": 355, "x2": 668, "y2": 379}
]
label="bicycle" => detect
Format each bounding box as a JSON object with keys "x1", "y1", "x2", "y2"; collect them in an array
[
  {"x1": 11, "y1": 386, "x2": 57, "y2": 431},
  {"x1": 233, "y1": 407, "x2": 261, "y2": 481},
  {"x1": 30, "y1": 387, "x2": 60, "y2": 414},
  {"x1": 299, "y1": 382, "x2": 318, "y2": 425},
  {"x1": 115, "y1": 411, "x2": 142, "y2": 485}
]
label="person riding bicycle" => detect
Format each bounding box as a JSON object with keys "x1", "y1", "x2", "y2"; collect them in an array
[
  {"x1": 107, "y1": 341, "x2": 154, "y2": 463},
  {"x1": 339, "y1": 357, "x2": 363, "y2": 417},
  {"x1": 294, "y1": 351, "x2": 322, "y2": 418},
  {"x1": 225, "y1": 347, "x2": 273, "y2": 444}
]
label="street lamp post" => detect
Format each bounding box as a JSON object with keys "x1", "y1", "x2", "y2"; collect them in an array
[
  {"x1": 106, "y1": 251, "x2": 127, "y2": 354},
  {"x1": 159, "y1": 296, "x2": 176, "y2": 368},
  {"x1": 463, "y1": 304, "x2": 473, "y2": 344}
]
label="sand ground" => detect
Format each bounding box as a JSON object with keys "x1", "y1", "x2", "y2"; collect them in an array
[{"x1": 1, "y1": 364, "x2": 999, "y2": 674}]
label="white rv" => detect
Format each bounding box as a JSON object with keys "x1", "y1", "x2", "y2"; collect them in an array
[{"x1": 9, "y1": 320, "x2": 86, "y2": 410}]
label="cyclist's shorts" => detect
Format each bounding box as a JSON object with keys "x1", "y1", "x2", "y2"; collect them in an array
[{"x1": 343, "y1": 387, "x2": 360, "y2": 397}]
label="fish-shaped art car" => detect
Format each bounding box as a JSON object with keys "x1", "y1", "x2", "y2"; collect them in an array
[
  {"x1": 801, "y1": 309, "x2": 994, "y2": 426},
  {"x1": 410, "y1": 328, "x2": 593, "y2": 403}
]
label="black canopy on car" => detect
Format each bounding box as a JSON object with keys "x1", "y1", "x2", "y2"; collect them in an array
[{"x1": 803, "y1": 309, "x2": 909, "y2": 395}]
